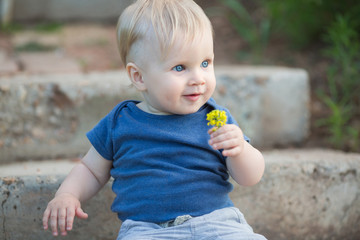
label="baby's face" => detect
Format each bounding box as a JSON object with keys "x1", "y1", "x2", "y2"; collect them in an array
[{"x1": 136, "y1": 28, "x2": 216, "y2": 115}]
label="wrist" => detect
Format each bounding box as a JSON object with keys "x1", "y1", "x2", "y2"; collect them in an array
[{"x1": 55, "y1": 192, "x2": 78, "y2": 199}]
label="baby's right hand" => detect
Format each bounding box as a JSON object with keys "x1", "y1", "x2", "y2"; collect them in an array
[{"x1": 42, "y1": 193, "x2": 88, "y2": 236}]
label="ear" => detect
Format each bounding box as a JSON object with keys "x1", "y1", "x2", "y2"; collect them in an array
[{"x1": 126, "y1": 62, "x2": 147, "y2": 91}]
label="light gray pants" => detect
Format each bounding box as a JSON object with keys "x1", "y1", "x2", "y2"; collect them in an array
[{"x1": 117, "y1": 207, "x2": 267, "y2": 240}]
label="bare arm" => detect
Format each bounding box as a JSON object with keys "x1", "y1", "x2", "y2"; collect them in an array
[
  {"x1": 42, "y1": 146, "x2": 112, "y2": 236},
  {"x1": 56, "y1": 146, "x2": 112, "y2": 201},
  {"x1": 225, "y1": 141, "x2": 265, "y2": 186},
  {"x1": 208, "y1": 124, "x2": 265, "y2": 186}
]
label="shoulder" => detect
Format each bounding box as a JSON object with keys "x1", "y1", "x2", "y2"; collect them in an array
[
  {"x1": 96, "y1": 100, "x2": 140, "y2": 130},
  {"x1": 206, "y1": 97, "x2": 218, "y2": 109},
  {"x1": 206, "y1": 98, "x2": 229, "y2": 113},
  {"x1": 107, "y1": 100, "x2": 140, "y2": 119}
]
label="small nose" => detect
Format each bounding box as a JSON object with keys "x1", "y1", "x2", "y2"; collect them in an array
[{"x1": 189, "y1": 69, "x2": 205, "y2": 85}]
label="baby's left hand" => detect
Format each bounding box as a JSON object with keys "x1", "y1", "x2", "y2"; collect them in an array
[{"x1": 208, "y1": 124, "x2": 245, "y2": 157}]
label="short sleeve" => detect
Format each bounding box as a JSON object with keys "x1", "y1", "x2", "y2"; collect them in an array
[{"x1": 86, "y1": 111, "x2": 115, "y2": 161}]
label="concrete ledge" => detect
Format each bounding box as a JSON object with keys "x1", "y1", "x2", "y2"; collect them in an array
[
  {"x1": 0, "y1": 66, "x2": 309, "y2": 163},
  {"x1": 230, "y1": 149, "x2": 360, "y2": 240},
  {"x1": 0, "y1": 175, "x2": 118, "y2": 240},
  {"x1": 1, "y1": 149, "x2": 359, "y2": 240}
]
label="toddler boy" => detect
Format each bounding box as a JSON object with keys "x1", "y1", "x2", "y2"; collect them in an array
[{"x1": 43, "y1": 0, "x2": 267, "y2": 239}]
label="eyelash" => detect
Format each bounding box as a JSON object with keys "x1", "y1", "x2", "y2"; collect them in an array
[
  {"x1": 173, "y1": 65, "x2": 185, "y2": 72},
  {"x1": 201, "y1": 60, "x2": 209, "y2": 68},
  {"x1": 172, "y1": 60, "x2": 211, "y2": 72}
]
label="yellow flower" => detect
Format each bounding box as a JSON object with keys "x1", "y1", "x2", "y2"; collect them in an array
[{"x1": 206, "y1": 110, "x2": 227, "y2": 131}]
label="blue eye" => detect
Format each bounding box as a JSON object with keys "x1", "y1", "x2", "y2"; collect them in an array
[
  {"x1": 201, "y1": 60, "x2": 209, "y2": 68},
  {"x1": 173, "y1": 65, "x2": 185, "y2": 72}
]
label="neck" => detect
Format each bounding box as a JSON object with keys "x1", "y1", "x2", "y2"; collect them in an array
[{"x1": 136, "y1": 102, "x2": 171, "y2": 115}]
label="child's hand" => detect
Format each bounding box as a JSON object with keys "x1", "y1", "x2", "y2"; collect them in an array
[
  {"x1": 208, "y1": 124, "x2": 245, "y2": 157},
  {"x1": 209, "y1": 124, "x2": 265, "y2": 187},
  {"x1": 42, "y1": 192, "x2": 88, "y2": 236}
]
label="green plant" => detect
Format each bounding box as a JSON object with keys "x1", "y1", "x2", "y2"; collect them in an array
[
  {"x1": 0, "y1": 22, "x2": 63, "y2": 34},
  {"x1": 0, "y1": 23, "x2": 24, "y2": 33},
  {"x1": 265, "y1": 0, "x2": 360, "y2": 49},
  {"x1": 211, "y1": 0, "x2": 271, "y2": 63},
  {"x1": 316, "y1": 15, "x2": 360, "y2": 151},
  {"x1": 34, "y1": 22, "x2": 63, "y2": 33},
  {"x1": 15, "y1": 41, "x2": 57, "y2": 52}
]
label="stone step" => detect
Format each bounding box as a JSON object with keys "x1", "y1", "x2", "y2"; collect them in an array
[
  {"x1": 0, "y1": 159, "x2": 77, "y2": 177},
  {"x1": 0, "y1": 66, "x2": 309, "y2": 164},
  {"x1": 0, "y1": 149, "x2": 359, "y2": 240}
]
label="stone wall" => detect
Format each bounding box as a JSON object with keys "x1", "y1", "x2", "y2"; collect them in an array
[{"x1": 0, "y1": 66, "x2": 309, "y2": 164}]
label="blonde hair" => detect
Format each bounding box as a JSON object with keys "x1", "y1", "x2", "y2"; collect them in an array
[{"x1": 117, "y1": 0, "x2": 213, "y2": 65}]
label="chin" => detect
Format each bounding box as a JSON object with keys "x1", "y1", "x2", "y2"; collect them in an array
[{"x1": 176, "y1": 107, "x2": 201, "y2": 115}]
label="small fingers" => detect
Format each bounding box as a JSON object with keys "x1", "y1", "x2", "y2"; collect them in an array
[
  {"x1": 211, "y1": 138, "x2": 240, "y2": 151},
  {"x1": 43, "y1": 194, "x2": 83, "y2": 236},
  {"x1": 42, "y1": 208, "x2": 50, "y2": 230},
  {"x1": 49, "y1": 209, "x2": 59, "y2": 236},
  {"x1": 66, "y1": 207, "x2": 76, "y2": 231},
  {"x1": 209, "y1": 130, "x2": 239, "y2": 148},
  {"x1": 222, "y1": 146, "x2": 242, "y2": 157},
  {"x1": 75, "y1": 207, "x2": 89, "y2": 219},
  {"x1": 58, "y1": 208, "x2": 67, "y2": 236},
  {"x1": 208, "y1": 125, "x2": 244, "y2": 156}
]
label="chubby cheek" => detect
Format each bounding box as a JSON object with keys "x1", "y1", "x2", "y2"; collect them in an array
[
  {"x1": 206, "y1": 75, "x2": 216, "y2": 97},
  {"x1": 165, "y1": 80, "x2": 183, "y2": 96},
  {"x1": 159, "y1": 83, "x2": 183, "y2": 105}
]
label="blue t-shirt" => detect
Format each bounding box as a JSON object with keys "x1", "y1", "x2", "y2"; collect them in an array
[{"x1": 87, "y1": 98, "x2": 249, "y2": 223}]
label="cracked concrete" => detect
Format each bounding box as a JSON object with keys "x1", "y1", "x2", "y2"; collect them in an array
[
  {"x1": 1, "y1": 188, "x2": 10, "y2": 240},
  {"x1": 0, "y1": 149, "x2": 359, "y2": 240},
  {"x1": 1, "y1": 177, "x2": 24, "y2": 240},
  {"x1": 0, "y1": 175, "x2": 118, "y2": 240}
]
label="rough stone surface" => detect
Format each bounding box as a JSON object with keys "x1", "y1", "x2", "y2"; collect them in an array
[
  {"x1": 0, "y1": 149, "x2": 359, "y2": 240},
  {"x1": 0, "y1": 71, "x2": 140, "y2": 163},
  {"x1": 0, "y1": 59, "x2": 18, "y2": 76},
  {"x1": 230, "y1": 149, "x2": 360, "y2": 240},
  {"x1": 214, "y1": 66, "x2": 309, "y2": 147},
  {"x1": 0, "y1": 175, "x2": 118, "y2": 240},
  {"x1": 17, "y1": 52, "x2": 82, "y2": 74},
  {"x1": 0, "y1": 159, "x2": 77, "y2": 177},
  {"x1": 0, "y1": 66, "x2": 309, "y2": 163},
  {"x1": 0, "y1": 50, "x2": 18, "y2": 75}
]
